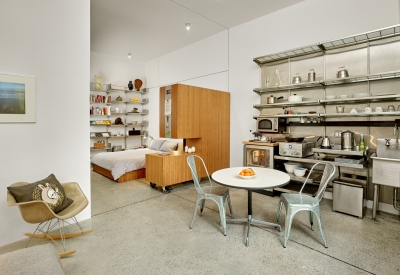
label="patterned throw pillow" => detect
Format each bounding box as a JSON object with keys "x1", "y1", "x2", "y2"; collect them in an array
[
  {"x1": 7, "y1": 174, "x2": 74, "y2": 214},
  {"x1": 159, "y1": 141, "x2": 178, "y2": 152},
  {"x1": 148, "y1": 139, "x2": 166, "y2": 151}
]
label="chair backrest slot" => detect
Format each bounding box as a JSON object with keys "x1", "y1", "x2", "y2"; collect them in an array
[
  {"x1": 299, "y1": 161, "x2": 336, "y2": 205},
  {"x1": 187, "y1": 155, "x2": 212, "y2": 195}
]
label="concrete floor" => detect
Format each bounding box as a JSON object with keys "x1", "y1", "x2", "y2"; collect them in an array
[{"x1": 1, "y1": 171, "x2": 400, "y2": 275}]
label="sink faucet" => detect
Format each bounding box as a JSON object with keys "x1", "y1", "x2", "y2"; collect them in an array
[{"x1": 395, "y1": 123, "x2": 399, "y2": 146}]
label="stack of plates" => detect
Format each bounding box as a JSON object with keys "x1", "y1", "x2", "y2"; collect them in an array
[{"x1": 353, "y1": 93, "x2": 371, "y2": 98}]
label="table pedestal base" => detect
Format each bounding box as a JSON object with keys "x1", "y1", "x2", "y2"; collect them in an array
[{"x1": 226, "y1": 215, "x2": 281, "y2": 247}]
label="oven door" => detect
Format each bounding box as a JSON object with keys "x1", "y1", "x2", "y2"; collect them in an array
[{"x1": 244, "y1": 145, "x2": 275, "y2": 168}]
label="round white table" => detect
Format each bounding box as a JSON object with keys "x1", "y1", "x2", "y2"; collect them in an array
[{"x1": 211, "y1": 167, "x2": 290, "y2": 246}]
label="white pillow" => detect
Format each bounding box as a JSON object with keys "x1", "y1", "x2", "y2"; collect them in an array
[
  {"x1": 148, "y1": 139, "x2": 166, "y2": 151},
  {"x1": 159, "y1": 141, "x2": 178, "y2": 152}
]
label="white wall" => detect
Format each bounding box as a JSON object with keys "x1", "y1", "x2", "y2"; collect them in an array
[
  {"x1": 91, "y1": 52, "x2": 146, "y2": 87},
  {"x1": 0, "y1": 0, "x2": 90, "y2": 246},
  {"x1": 228, "y1": 0, "x2": 400, "y2": 167}
]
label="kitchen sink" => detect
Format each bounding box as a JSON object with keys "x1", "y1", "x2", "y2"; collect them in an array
[
  {"x1": 375, "y1": 138, "x2": 400, "y2": 159},
  {"x1": 371, "y1": 138, "x2": 400, "y2": 188}
]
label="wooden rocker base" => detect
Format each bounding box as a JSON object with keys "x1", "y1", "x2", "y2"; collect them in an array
[
  {"x1": 25, "y1": 229, "x2": 93, "y2": 239},
  {"x1": 59, "y1": 250, "x2": 76, "y2": 258}
]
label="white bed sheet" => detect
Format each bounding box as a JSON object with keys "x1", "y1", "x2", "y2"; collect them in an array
[{"x1": 91, "y1": 148, "x2": 159, "y2": 180}]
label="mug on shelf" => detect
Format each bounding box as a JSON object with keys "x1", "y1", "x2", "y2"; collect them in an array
[
  {"x1": 363, "y1": 107, "x2": 372, "y2": 113},
  {"x1": 388, "y1": 105, "x2": 395, "y2": 112},
  {"x1": 336, "y1": 106, "x2": 345, "y2": 113},
  {"x1": 375, "y1": 106, "x2": 383, "y2": 112},
  {"x1": 350, "y1": 108, "x2": 358, "y2": 114}
]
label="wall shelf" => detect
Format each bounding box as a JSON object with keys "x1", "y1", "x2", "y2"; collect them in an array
[
  {"x1": 90, "y1": 82, "x2": 148, "y2": 154},
  {"x1": 288, "y1": 121, "x2": 395, "y2": 127},
  {"x1": 253, "y1": 70, "x2": 400, "y2": 95},
  {"x1": 253, "y1": 24, "x2": 400, "y2": 65}
]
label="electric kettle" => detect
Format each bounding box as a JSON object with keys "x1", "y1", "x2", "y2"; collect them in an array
[{"x1": 321, "y1": 137, "x2": 332, "y2": 149}]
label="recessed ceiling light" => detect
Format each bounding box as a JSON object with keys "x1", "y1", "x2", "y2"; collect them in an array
[
  {"x1": 185, "y1": 23, "x2": 190, "y2": 30},
  {"x1": 128, "y1": 53, "x2": 131, "y2": 58}
]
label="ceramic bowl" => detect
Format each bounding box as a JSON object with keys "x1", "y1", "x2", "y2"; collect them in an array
[
  {"x1": 283, "y1": 162, "x2": 301, "y2": 173},
  {"x1": 239, "y1": 175, "x2": 255, "y2": 179},
  {"x1": 294, "y1": 167, "x2": 307, "y2": 177},
  {"x1": 325, "y1": 95, "x2": 336, "y2": 100},
  {"x1": 339, "y1": 95, "x2": 349, "y2": 99}
]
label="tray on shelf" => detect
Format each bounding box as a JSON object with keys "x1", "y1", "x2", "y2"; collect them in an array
[{"x1": 334, "y1": 156, "x2": 364, "y2": 164}]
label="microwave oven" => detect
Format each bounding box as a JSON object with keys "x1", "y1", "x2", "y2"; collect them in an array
[{"x1": 256, "y1": 117, "x2": 286, "y2": 133}]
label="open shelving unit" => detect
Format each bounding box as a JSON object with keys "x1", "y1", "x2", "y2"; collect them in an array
[{"x1": 90, "y1": 83, "x2": 149, "y2": 153}]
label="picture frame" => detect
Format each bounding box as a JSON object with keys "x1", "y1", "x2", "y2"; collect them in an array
[
  {"x1": 0, "y1": 73, "x2": 35, "y2": 123},
  {"x1": 96, "y1": 120, "x2": 104, "y2": 124},
  {"x1": 103, "y1": 120, "x2": 111, "y2": 125},
  {"x1": 90, "y1": 120, "x2": 97, "y2": 124}
]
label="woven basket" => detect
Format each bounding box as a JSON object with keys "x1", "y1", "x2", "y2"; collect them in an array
[{"x1": 94, "y1": 143, "x2": 105, "y2": 149}]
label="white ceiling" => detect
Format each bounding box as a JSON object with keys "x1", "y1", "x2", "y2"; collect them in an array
[{"x1": 91, "y1": 0, "x2": 304, "y2": 62}]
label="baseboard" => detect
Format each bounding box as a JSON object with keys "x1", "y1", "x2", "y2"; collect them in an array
[{"x1": 323, "y1": 191, "x2": 400, "y2": 216}]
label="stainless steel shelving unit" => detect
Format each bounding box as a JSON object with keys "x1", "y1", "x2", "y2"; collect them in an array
[{"x1": 253, "y1": 25, "x2": 400, "y2": 65}]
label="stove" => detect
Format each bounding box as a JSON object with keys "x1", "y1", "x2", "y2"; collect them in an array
[{"x1": 279, "y1": 141, "x2": 315, "y2": 158}]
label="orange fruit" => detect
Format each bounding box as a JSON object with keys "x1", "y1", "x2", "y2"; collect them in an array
[
  {"x1": 250, "y1": 171, "x2": 255, "y2": 176},
  {"x1": 239, "y1": 171, "x2": 244, "y2": 176},
  {"x1": 244, "y1": 172, "x2": 250, "y2": 176}
]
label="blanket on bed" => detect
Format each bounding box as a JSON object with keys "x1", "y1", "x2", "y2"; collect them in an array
[{"x1": 91, "y1": 148, "x2": 158, "y2": 180}]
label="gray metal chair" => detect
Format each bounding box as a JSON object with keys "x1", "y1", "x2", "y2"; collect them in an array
[
  {"x1": 276, "y1": 161, "x2": 336, "y2": 248},
  {"x1": 187, "y1": 155, "x2": 234, "y2": 236}
]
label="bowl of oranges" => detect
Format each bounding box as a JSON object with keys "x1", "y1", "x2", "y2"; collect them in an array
[{"x1": 238, "y1": 168, "x2": 255, "y2": 179}]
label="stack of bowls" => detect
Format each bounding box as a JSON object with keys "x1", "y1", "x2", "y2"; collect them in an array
[{"x1": 283, "y1": 162, "x2": 301, "y2": 173}]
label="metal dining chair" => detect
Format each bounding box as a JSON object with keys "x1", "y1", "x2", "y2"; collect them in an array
[
  {"x1": 276, "y1": 161, "x2": 336, "y2": 248},
  {"x1": 187, "y1": 155, "x2": 234, "y2": 236}
]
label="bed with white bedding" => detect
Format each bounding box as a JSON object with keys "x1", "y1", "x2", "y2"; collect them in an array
[
  {"x1": 91, "y1": 140, "x2": 182, "y2": 183},
  {"x1": 91, "y1": 148, "x2": 159, "y2": 182}
]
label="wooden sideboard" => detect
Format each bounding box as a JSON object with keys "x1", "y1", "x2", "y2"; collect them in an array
[{"x1": 146, "y1": 152, "x2": 205, "y2": 192}]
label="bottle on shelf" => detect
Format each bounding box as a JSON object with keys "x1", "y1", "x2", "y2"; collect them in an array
[
  {"x1": 358, "y1": 132, "x2": 366, "y2": 152},
  {"x1": 272, "y1": 68, "x2": 282, "y2": 87}
]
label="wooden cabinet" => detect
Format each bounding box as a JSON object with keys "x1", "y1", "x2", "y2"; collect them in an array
[
  {"x1": 159, "y1": 84, "x2": 201, "y2": 138},
  {"x1": 150, "y1": 84, "x2": 230, "y2": 188},
  {"x1": 146, "y1": 152, "x2": 205, "y2": 189}
]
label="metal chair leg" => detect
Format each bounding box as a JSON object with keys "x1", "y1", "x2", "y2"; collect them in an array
[
  {"x1": 200, "y1": 199, "x2": 205, "y2": 216},
  {"x1": 283, "y1": 207, "x2": 294, "y2": 248},
  {"x1": 218, "y1": 200, "x2": 227, "y2": 236},
  {"x1": 315, "y1": 209, "x2": 328, "y2": 248},
  {"x1": 276, "y1": 201, "x2": 283, "y2": 222},
  {"x1": 190, "y1": 198, "x2": 200, "y2": 229},
  {"x1": 227, "y1": 193, "x2": 234, "y2": 218},
  {"x1": 309, "y1": 211, "x2": 314, "y2": 231}
]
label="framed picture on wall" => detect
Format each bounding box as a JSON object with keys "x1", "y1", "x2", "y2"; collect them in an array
[{"x1": 0, "y1": 73, "x2": 35, "y2": 123}]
